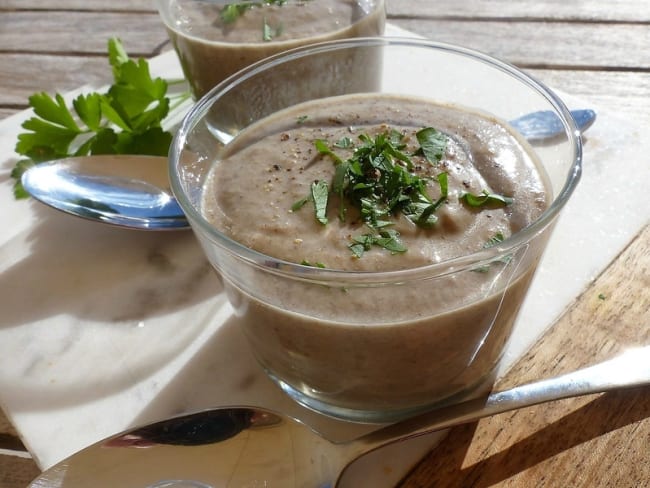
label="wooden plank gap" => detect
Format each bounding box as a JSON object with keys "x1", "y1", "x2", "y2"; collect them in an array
[
  {"x1": 0, "y1": 49, "x2": 163, "y2": 59},
  {"x1": 388, "y1": 14, "x2": 650, "y2": 26},
  {"x1": 0, "y1": 433, "x2": 28, "y2": 453},
  {"x1": 517, "y1": 64, "x2": 650, "y2": 73},
  {"x1": 0, "y1": 8, "x2": 155, "y2": 14}
]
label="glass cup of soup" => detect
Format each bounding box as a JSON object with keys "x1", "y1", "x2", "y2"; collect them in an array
[
  {"x1": 155, "y1": 0, "x2": 386, "y2": 99},
  {"x1": 169, "y1": 38, "x2": 582, "y2": 423}
]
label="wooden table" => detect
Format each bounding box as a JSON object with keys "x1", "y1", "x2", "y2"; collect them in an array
[{"x1": 1, "y1": 1, "x2": 648, "y2": 486}]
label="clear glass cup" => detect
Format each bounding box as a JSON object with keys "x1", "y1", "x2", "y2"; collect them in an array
[
  {"x1": 155, "y1": 0, "x2": 386, "y2": 99},
  {"x1": 169, "y1": 38, "x2": 582, "y2": 423}
]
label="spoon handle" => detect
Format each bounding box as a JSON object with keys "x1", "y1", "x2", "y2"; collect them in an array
[{"x1": 362, "y1": 345, "x2": 650, "y2": 445}]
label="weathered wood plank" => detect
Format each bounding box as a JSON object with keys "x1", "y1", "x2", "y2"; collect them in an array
[
  {"x1": 528, "y1": 69, "x2": 650, "y2": 126},
  {"x1": 387, "y1": 0, "x2": 650, "y2": 22},
  {"x1": 0, "y1": 0, "x2": 155, "y2": 11},
  {"x1": 0, "y1": 12, "x2": 169, "y2": 56},
  {"x1": 2, "y1": 60, "x2": 648, "y2": 127},
  {"x1": 4, "y1": 13, "x2": 649, "y2": 68},
  {"x1": 0, "y1": 452, "x2": 41, "y2": 488},
  {"x1": 390, "y1": 19, "x2": 650, "y2": 69},
  {"x1": 399, "y1": 225, "x2": 650, "y2": 487},
  {"x1": 0, "y1": 54, "x2": 115, "y2": 107},
  {"x1": 4, "y1": 0, "x2": 650, "y2": 22},
  {"x1": 0, "y1": 407, "x2": 38, "y2": 488}
]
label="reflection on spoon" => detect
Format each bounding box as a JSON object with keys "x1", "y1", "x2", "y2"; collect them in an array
[
  {"x1": 21, "y1": 154, "x2": 187, "y2": 230},
  {"x1": 30, "y1": 344, "x2": 648, "y2": 487},
  {"x1": 20, "y1": 109, "x2": 596, "y2": 231}
]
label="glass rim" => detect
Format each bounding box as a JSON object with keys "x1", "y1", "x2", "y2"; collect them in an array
[{"x1": 169, "y1": 36, "x2": 583, "y2": 283}]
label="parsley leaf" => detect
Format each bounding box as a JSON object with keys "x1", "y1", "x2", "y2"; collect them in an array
[
  {"x1": 262, "y1": 18, "x2": 283, "y2": 41},
  {"x1": 11, "y1": 37, "x2": 191, "y2": 199},
  {"x1": 473, "y1": 231, "x2": 512, "y2": 272},
  {"x1": 349, "y1": 229, "x2": 407, "y2": 258},
  {"x1": 311, "y1": 180, "x2": 329, "y2": 225},
  {"x1": 484, "y1": 232, "x2": 506, "y2": 248},
  {"x1": 416, "y1": 127, "x2": 447, "y2": 164},
  {"x1": 461, "y1": 190, "x2": 513, "y2": 207},
  {"x1": 291, "y1": 180, "x2": 329, "y2": 224}
]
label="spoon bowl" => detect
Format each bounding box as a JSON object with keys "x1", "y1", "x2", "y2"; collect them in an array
[
  {"x1": 29, "y1": 344, "x2": 649, "y2": 487},
  {"x1": 20, "y1": 109, "x2": 596, "y2": 231},
  {"x1": 20, "y1": 155, "x2": 188, "y2": 230}
]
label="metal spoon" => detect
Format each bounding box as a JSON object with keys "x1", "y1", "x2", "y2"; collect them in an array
[
  {"x1": 30, "y1": 344, "x2": 648, "y2": 487},
  {"x1": 20, "y1": 154, "x2": 187, "y2": 230},
  {"x1": 20, "y1": 109, "x2": 596, "y2": 231}
]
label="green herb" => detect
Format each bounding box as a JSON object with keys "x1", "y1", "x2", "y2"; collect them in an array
[
  {"x1": 220, "y1": 0, "x2": 291, "y2": 36},
  {"x1": 316, "y1": 129, "x2": 447, "y2": 230},
  {"x1": 484, "y1": 232, "x2": 506, "y2": 249},
  {"x1": 334, "y1": 136, "x2": 353, "y2": 149},
  {"x1": 297, "y1": 128, "x2": 451, "y2": 255},
  {"x1": 262, "y1": 17, "x2": 283, "y2": 41},
  {"x1": 416, "y1": 127, "x2": 447, "y2": 164},
  {"x1": 291, "y1": 180, "x2": 329, "y2": 224},
  {"x1": 10, "y1": 37, "x2": 190, "y2": 199},
  {"x1": 349, "y1": 229, "x2": 407, "y2": 258},
  {"x1": 296, "y1": 115, "x2": 309, "y2": 124},
  {"x1": 314, "y1": 139, "x2": 343, "y2": 165},
  {"x1": 301, "y1": 260, "x2": 326, "y2": 268},
  {"x1": 473, "y1": 232, "x2": 510, "y2": 272},
  {"x1": 220, "y1": 3, "x2": 254, "y2": 23},
  {"x1": 311, "y1": 180, "x2": 329, "y2": 225},
  {"x1": 598, "y1": 293, "x2": 607, "y2": 300},
  {"x1": 461, "y1": 190, "x2": 513, "y2": 208},
  {"x1": 291, "y1": 195, "x2": 310, "y2": 211}
]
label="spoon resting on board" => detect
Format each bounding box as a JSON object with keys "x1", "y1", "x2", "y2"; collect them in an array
[
  {"x1": 20, "y1": 108, "x2": 596, "y2": 231},
  {"x1": 30, "y1": 344, "x2": 649, "y2": 488}
]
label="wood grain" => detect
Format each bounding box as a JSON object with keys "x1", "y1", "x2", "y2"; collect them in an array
[
  {"x1": 0, "y1": 0, "x2": 155, "y2": 11},
  {"x1": 398, "y1": 225, "x2": 650, "y2": 487},
  {"x1": 0, "y1": 11, "x2": 168, "y2": 55},
  {"x1": 387, "y1": 0, "x2": 650, "y2": 21},
  {"x1": 391, "y1": 19, "x2": 650, "y2": 69},
  {"x1": 0, "y1": 454, "x2": 40, "y2": 488}
]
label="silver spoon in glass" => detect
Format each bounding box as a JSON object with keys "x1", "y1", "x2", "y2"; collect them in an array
[
  {"x1": 30, "y1": 343, "x2": 647, "y2": 487},
  {"x1": 20, "y1": 109, "x2": 596, "y2": 231}
]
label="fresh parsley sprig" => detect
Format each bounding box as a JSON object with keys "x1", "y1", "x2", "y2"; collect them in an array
[{"x1": 10, "y1": 37, "x2": 191, "y2": 199}]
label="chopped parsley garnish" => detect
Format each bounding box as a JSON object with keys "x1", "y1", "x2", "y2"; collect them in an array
[
  {"x1": 220, "y1": 0, "x2": 301, "y2": 41},
  {"x1": 10, "y1": 37, "x2": 190, "y2": 199},
  {"x1": 307, "y1": 128, "x2": 450, "y2": 256},
  {"x1": 292, "y1": 125, "x2": 514, "y2": 259},
  {"x1": 349, "y1": 229, "x2": 407, "y2": 258},
  {"x1": 316, "y1": 130, "x2": 446, "y2": 233},
  {"x1": 220, "y1": 0, "x2": 288, "y2": 24}
]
